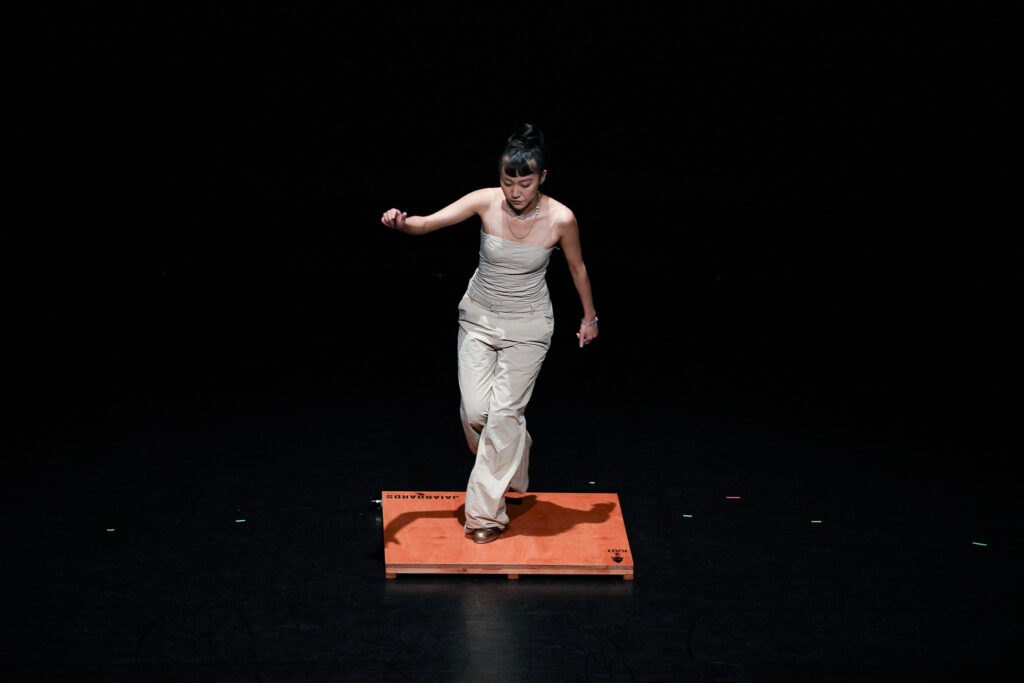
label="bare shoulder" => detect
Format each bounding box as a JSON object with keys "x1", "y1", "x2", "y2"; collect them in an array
[
  {"x1": 466, "y1": 187, "x2": 498, "y2": 207},
  {"x1": 545, "y1": 195, "x2": 578, "y2": 228},
  {"x1": 442, "y1": 187, "x2": 498, "y2": 218}
]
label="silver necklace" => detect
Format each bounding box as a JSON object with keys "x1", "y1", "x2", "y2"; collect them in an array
[
  {"x1": 505, "y1": 195, "x2": 542, "y2": 240},
  {"x1": 507, "y1": 196, "x2": 542, "y2": 220}
]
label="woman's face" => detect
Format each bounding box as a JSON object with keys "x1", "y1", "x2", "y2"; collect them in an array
[{"x1": 500, "y1": 167, "x2": 547, "y2": 214}]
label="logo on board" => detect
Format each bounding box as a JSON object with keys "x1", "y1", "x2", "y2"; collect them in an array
[
  {"x1": 384, "y1": 494, "x2": 460, "y2": 500},
  {"x1": 608, "y1": 549, "x2": 629, "y2": 563}
]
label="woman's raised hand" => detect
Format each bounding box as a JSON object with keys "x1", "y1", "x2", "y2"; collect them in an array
[{"x1": 380, "y1": 208, "x2": 407, "y2": 230}]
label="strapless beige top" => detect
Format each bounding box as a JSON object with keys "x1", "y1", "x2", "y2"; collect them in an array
[{"x1": 466, "y1": 231, "x2": 554, "y2": 313}]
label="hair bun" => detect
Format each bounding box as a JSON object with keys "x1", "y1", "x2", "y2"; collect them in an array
[{"x1": 507, "y1": 123, "x2": 545, "y2": 150}]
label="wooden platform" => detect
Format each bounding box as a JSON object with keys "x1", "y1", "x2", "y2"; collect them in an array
[{"x1": 381, "y1": 491, "x2": 634, "y2": 580}]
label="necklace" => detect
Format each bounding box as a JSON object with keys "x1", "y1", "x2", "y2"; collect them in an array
[{"x1": 504, "y1": 195, "x2": 542, "y2": 240}]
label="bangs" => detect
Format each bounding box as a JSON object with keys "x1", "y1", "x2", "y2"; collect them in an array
[{"x1": 500, "y1": 152, "x2": 540, "y2": 177}]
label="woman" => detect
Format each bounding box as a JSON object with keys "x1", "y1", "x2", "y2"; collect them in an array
[{"x1": 380, "y1": 124, "x2": 598, "y2": 544}]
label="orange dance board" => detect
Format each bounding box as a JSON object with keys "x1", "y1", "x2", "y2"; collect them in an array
[{"x1": 382, "y1": 491, "x2": 634, "y2": 580}]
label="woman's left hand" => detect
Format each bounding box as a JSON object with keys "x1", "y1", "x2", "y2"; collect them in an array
[{"x1": 577, "y1": 321, "x2": 599, "y2": 348}]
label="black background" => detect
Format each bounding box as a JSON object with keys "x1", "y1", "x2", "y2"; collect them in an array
[{"x1": 15, "y1": 2, "x2": 1014, "y2": 461}]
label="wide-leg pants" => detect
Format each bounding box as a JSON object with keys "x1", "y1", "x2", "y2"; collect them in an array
[{"x1": 458, "y1": 293, "x2": 553, "y2": 530}]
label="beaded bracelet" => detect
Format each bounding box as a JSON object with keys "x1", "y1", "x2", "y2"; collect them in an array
[{"x1": 581, "y1": 316, "x2": 599, "y2": 326}]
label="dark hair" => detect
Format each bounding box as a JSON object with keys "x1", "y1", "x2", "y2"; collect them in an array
[{"x1": 499, "y1": 123, "x2": 547, "y2": 177}]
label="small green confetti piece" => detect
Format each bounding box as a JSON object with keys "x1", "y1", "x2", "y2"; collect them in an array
[
  {"x1": 811, "y1": 520, "x2": 822, "y2": 524},
  {"x1": 106, "y1": 529, "x2": 115, "y2": 532},
  {"x1": 683, "y1": 514, "x2": 693, "y2": 518},
  {"x1": 972, "y1": 541, "x2": 987, "y2": 547},
  {"x1": 235, "y1": 519, "x2": 246, "y2": 523}
]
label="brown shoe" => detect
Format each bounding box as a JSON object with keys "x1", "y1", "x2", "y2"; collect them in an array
[{"x1": 465, "y1": 525, "x2": 506, "y2": 544}]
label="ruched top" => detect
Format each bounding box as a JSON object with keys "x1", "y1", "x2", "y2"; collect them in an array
[{"x1": 466, "y1": 231, "x2": 554, "y2": 312}]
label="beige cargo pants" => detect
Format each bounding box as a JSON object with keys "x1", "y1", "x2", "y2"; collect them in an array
[{"x1": 457, "y1": 293, "x2": 553, "y2": 530}]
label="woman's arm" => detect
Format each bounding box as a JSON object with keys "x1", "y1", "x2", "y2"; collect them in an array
[
  {"x1": 558, "y1": 211, "x2": 599, "y2": 348},
  {"x1": 381, "y1": 189, "x2": 491, "y2": 235}
]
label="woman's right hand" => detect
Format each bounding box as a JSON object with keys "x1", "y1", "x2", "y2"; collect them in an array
[{"x1": 381, "y1": 208, "x2": 407, "y2": 230}]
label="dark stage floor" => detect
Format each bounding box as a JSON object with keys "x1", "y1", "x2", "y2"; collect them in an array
[{"x1": 3, "y1": 222, "x2": 1020, "y2": 681}]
